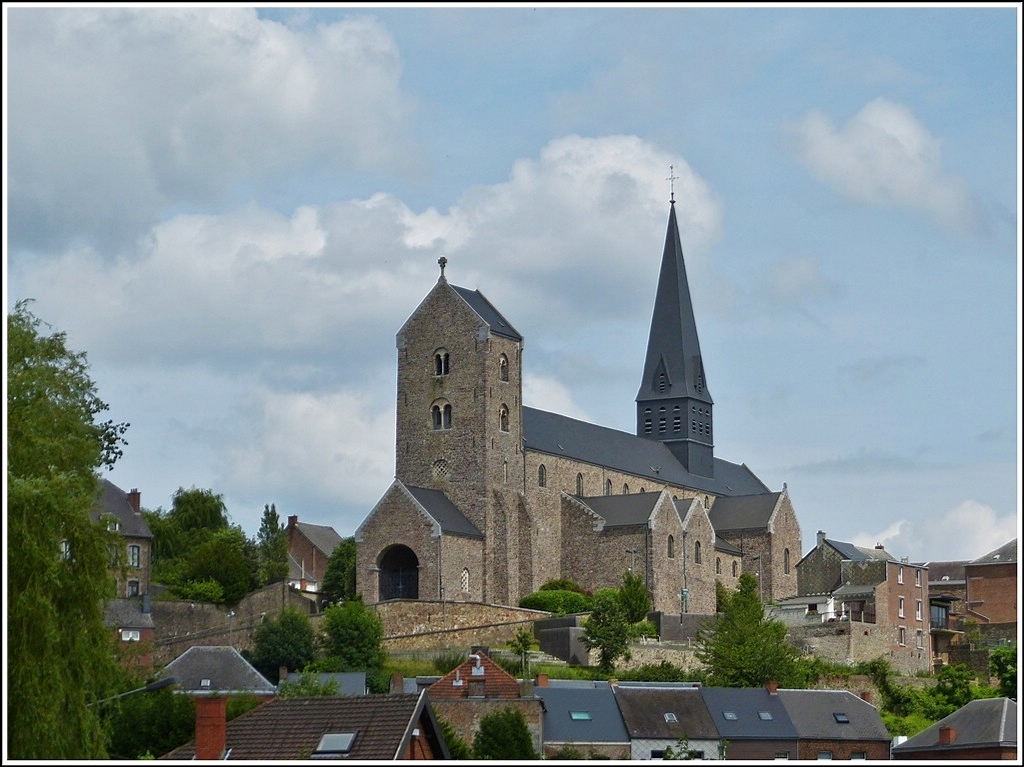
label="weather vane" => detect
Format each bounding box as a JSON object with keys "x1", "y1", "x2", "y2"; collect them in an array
[{"x1": 666, "y1": 165, "x2": 678, "y2": 204}]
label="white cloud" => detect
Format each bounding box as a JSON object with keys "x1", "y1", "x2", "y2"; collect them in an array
[
  {"x1": 789, "y1": 97, "x2": 979, "y2": 233},
  {"x1": 6, "y1": 7, "x2": 419, "y2": 253},
  {"x1": 523, "y1": 374, "x2": 591, "y2": 422}
]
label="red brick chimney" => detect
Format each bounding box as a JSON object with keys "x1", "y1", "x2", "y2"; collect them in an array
[
  {"x1": 536, "y1": 673, "x2": 549, "y2": 688},
  {"x1": 859, "y1": 690, "x2": 872, "y2": 704},
  {"x1": 195, "y1": 696, "x2": 227, "y2": 760},
  {"x1": 127, "y1": 488, "x2": 141, "y2": 514},
  {"x1": 766, "y1": 680, "x2": 778, "y2": 694},
  {"x1": 938, "y1": 726, "x2": 956, "y2": 745}
]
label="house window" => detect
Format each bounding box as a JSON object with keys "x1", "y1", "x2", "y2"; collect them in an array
[
  {"x1": 898, "y1": 597, "x2": 905, "y2": 618},
  {"x1": 314, "y1": 733, "x2": 356, "y2": 758},
  {"x1": 570, "y1": 711, "x2": 592, "y2": 721},
  {"x1": 60, "y1": 540, "x2": 71, "y2": 561},
  {"x1": 915, "y1": 600, "x2": 923, "y2": 621},
  {"x1": 898, "y1": 626, "x2": 906, "y2": 646},
  {"x1": 434, "y1": 350, "x2": 449, "y2": 376},
  {"x1": 538, "y1": 464, "x2": 546, "y2": 488},
  {"x1": 898, "y1": 565, "x2": 904, "y2": 584},
  {"x1": 605, "y1": 479, "x2": 612, "y2": 496},
  {"x1": 107, "y1": 520, "x2": 120, "y2": 532},
  {"x1": 694, "y1": 540, "x2": 702, "y2": 564},
  {"x1": 498, "y1": 354, "x2": 509, "y2": 382},
  {"x1": 758, "y1": 711, "x2": 773, "y2": 720},
  {"x1": 623, "y1": 483, "x2": 629, "y2": 494},
  {"x1": 915, "y1": 569, "x2": 921, "y2": 587},
  {"x1": 775, "y1": 753, "x2": 791, "y2": 760},
  {"x1": 121, "y1": 629, "x2": 141, "y2": 642},
  {"x1": 127, "y1": 580, "x2": 140, "y2": 597},
  {"x1": 732, "y1": 561, "x2": 738, "y2": 577},
  {"x1": 817, "y1": 751, "x2": 833, "y2": 760},
  {"x1": 128, "y1": 544, "x2": 141, "y2": 568},
  {"x1": 668, "y1": 536, "x2": 675, "y2": 559},
  {"x1": 784, "y1": 548, "x2": 790, "y2": 575},
  {"x1": 576, "y1": 473, "x2": 584, "y2": 495},
  {"x1": 850, "y1": 753, "x2": 866, "y2": 760},
  {"x1": 722, "y1": 711, "x2": 738, "y2": 721},
  {"x1": 663, "y1": 713, "x2": 677, "y2": 723},
  {"x1": 833, "y1": 712, "x2": 850, "y2": 723},
  {"x1": 499, "y1": 404, "x2": 509, "y2": 432},
  {"x1": 461, "y1": 568, "x2": 469, "y2": 593},
  {"x1": 716, "y1": 557, "x2": 722, "y2": 575},
  {"x1": 916, "y1": 629, "x2": 925, "y2": 649}
]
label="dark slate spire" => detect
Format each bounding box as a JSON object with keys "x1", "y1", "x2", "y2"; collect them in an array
[{"x1": 635, "y1": 201, "x2": 714, "y2": 477}]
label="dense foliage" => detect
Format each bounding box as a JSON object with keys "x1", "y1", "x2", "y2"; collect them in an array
[
  {"x1": 518, "y1": 588, "x2": 593, "y2": 615},
  {"x1": 320, "y1": 536, "x2": 357, "y2": 606},
  {"x1": 437, "y1": 716, "x2": 472, "y2": 759},
  {"x1": 256, "y1": 503, "x2": 289, "y2": 585},
  {"x1": 581, "y1": 590, "x2": 631, "y2": 671},
  {"x1": 318, "y1": 596, "x2": 387, "y2": 671},
  {"x1": 7, "y1": 301, "x2": 129, "y2": 759},
  {"x1": 619, "y1": 569, "x2": 653, "y2": 623},
  {"x1": 695, "y1": 572, "x2": 805, "y2": 687},
  {"x1": 472, "y1": 707, "x2": 539, "y2": 760},
  {"x1": 249, "y1": 607, "x2": 318, "y2": 684}
]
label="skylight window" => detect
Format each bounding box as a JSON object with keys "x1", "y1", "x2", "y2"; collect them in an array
[
  {"x1": 758, "y1": 711, "x2": 773, "y2": 720},
  {"x1": 664, "y1": 713, "x2": 678, "y2": 723},
  {"x1": 722, "y1": 711, "x2": 738, "y2": 721},
  {"x1": 833, "y1": 712, "x2": 850, "y2": 723},
  {"x1": 313, "y1": 732, "x2": 356, "y2": 758},
  {"x1": 570, "y1": 711, "x2": 592, "y2": 721}
]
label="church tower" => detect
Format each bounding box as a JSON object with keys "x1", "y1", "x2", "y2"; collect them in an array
[{"x1": 635, "y1": 199, "x2": 714, "y2": 477}]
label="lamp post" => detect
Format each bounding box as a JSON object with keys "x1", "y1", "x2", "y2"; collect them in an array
[
  {"x1": 626, "y1": 547, "x2": 638, "y2": 572},
  {"x1": 87, "y1": 676, "x2": 179, "y2": 707}
]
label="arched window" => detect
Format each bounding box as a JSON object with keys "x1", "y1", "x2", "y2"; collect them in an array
[
  {"x1": 434, "y1": 350, "x2": 450, "y2": 376},
  {"x1": 498, "y1": 354, "x2": 509, "y2": 382},
  {"x1": 732, "y1": 561, "x2": 738, "y2": 577},
  {"x1": 716, "y1": 557, "x2": 722, "y2": 575},
  {"x1": 658, "y1": 407, "x2": 667, "y2": 433},
  {"x1": 694, "y1": 540, "x2": 702, "y2": 564},
  {"x1": 623, "y1": 483, "x2": 629, "y2": 494},
  {"x1": 576, "y1": 473, "x2": 584, "y2": 495},
  {"x1": 784, "y1": 548, "x2": 791, "y2": 575},
  {"x1": 461, "y1": 568, "x2": 470, "y2": 593},
  {"x1": 431, "y1": 401, "x2": 452, "y2": 430},
  {"x1": 673, "y1": 405, "x2": 682, "y2": 432},
  {"x1": 605, "y1": 479, "x2": 613, "y2": 496},
  {"x1": 667, "y1": 535, "x2": 675, "y2": 559},
  {"x1": 499, "y1": 404, "x2": 509, "y2": 432},
  {"x1": 538, "y1": 464, "x2": 547, "y2": 488}
]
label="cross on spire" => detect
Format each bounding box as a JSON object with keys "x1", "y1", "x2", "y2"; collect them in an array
[
  {"x1": 666, "y1": 165, "x2": 679, "y2": 204},
  {"x1": 438, "y1": 256, "x2": 447, "y2": 279}
]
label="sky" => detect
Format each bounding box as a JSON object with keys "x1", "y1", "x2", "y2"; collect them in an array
[{"x1": 4, "y1": 4, "x2": 1021, "y2": 566}]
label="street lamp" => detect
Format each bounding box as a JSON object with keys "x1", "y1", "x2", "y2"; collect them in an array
[{"x1": 88, "y1": 676, "x2": 179, "y2": 707}]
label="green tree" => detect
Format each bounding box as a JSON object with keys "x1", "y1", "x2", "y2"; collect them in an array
[
  {"x1": 695, "y1": 572, "x2": 803, "y2": 687},
  {"x1": 250, "y1": 607, "x2": 318, "y2": 683},
  {"x1": 169, "y1": 486, "x2": 229, "y2": 536},
  {"x1": 256, "y1": 503, "x2": 289, "y2": 585},
  {"x1": 106, "y1": 685, "x2": 196, "y2": 759},
  {"x1": 437, "y1": 716, "x2": 472, "y2": 759},
  {"x1": 581, "y1": 590, "x2": 631, "y2": 672},
  {"x1": 989, "y1": 646, "x2": 1017, "y2": 699},
  {"x1": 320, "y1": 536, "x2": 357, "y2": 606},
  {"x1": 472, "y1": 707, "x2": 539, "y2": 760},
  {"x1": 619, "y1": 569, "x2": 653, "y2": 624},
  {"x1": 508, "y1": 626, "x2": 538, "y2": 675},
  {"x1": 185, "y1": 530, "x2": 252, "y2": 604},
  {"x1": 7, "y1": 301, "x2": 130, "y2": 759},
  {"x1": 320, "y1": 596, "x2": 386, "y2": 671},
  {"x1": 930, "y1": 663, "x2": 976, "y2": 715}
]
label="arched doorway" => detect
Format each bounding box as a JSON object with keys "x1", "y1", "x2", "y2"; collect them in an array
[{"x1": 378, "y1": 545, "x2": 419, "y2": 600}]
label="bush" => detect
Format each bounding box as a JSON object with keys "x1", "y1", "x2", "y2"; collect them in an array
[
  {"x1": 432, "y1": 650, "x2": 469, "y2": 675},
  {"x1": 539, "y1": 578, "x2": 588, "y2": 593},
  {"x1": 627, "y1": 619, "x2": 659, "y2": 641},
  {"x1": 518, "y1": 589, "x2": 593, "y2": 615}
]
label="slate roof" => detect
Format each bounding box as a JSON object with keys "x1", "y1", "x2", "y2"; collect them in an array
[
  {"x1": 92, "y1": 479, "x2": 152, "y2": 539},
  {"x1": 294, "y1": 520, "x2": 343, "y2": 558},
  {"x1": 707, "y1": 492, "x2": 782, "y2": 532},
  {"x1": 826, "y1": 538, "x2": 895, "y2": 563},
  {"x1": 160, "y1": 646, "x2": 276, "y2": 695},
  {"x1": 452, "y1": 285, "x2": 522, "y2": 341},
  {"x1": 698, "y1": 687, "x2": 799, "y2": 741},
  {"x1": 890, "y1": 697, "x2": 1017, "y2": 755},
  {"x1": 523, "y1": 407, "x2": 769, "y2": 497},
  {"x1": 103, "y1": 597, "x2": 155, "y2": 630},
  {"x1": 161, "y1": 691, "x2": 449, "y2": 760},
  {"x1": 405, "y1": 485, "x2": 484, "y2": 538},
  {"x1": 572, "y1": 492, "x2": 664, "y2": 527},
  {"x1": 428, "y1": 650, "x2": 521, "y2": 699},
  {"x1": 281, "y1": 671, "x2": 367, "y2": 696},
  {"x1": 613, "y1": 684, "x2": 717, "y2": 740},
  {"x1": 968, "y1": 538, "x2": 1017, "y2": 566},
  {"x1": 535, "y1": 681, "x2": 630, "y2": 745},
  {"x1": 714, "y1": 535, "x2": 743, "y2": 555},
  {"x1": 776, "y1": 689, "x2": 890, "y2": 743},
  {"x1": 920, "y1": 560, "x2": 967, "y2": 584},
  {"x1": 831, "y1": 583, "x2": 877, "y2": 599}
]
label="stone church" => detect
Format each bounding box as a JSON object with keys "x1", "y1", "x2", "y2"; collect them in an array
[{"x1": 355, "y1": 201, "x2": 802, "y2": 615}]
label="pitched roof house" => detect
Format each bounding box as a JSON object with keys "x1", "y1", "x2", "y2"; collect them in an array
[
  {"x1": 286, "y1": 515, "x2": 343, "y2": 593},
  {"x1": 612, "y1": 682, "x2": 719, "y2": 760},
  {"x1": 534, "y1": 679, "x2": 631, "y2": 759},
  {"x1": 92, "y1": 478, "x2": 153, "y2": 598},
  {"x1": 775, "y1": 688, "x2": 891, "y2": 760},
  {"x1": 963, "y1": 538, "x2": 1017, "y2": 626},
  {"x1": 160, "y1": 645, "x2": 276, "y2": 697},
  {"x1": 891, "y1": 697, "x2": 1018, "y2": 760},
  {"x1": 696, "y1": 684, "x2": 799, "y2": 760},
  {"x1": 160, "y1": 691, "x2": 450, "y2": 760}
]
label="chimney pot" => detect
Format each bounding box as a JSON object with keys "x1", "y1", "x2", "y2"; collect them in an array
[
  {"x1": 817, "y1": 531, "x2": 826, "y2": 546},
  {"x1": 287, "y1": 515, "x2": 298, "y2": 528}
]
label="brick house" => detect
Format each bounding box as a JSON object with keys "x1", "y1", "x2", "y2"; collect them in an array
[
  {"x1": 104, "y1": 596, "x2": 156, "y2": 672},
  {"x1": 780, "y1": 531, "x2": 931, "y2": 673},
  {"x1": 91, "y1": 478, "x2": 153, "y2": 598},
  {"x1": 355, "y1": 202, "x2": 801, "y2": 615},
  {"x1": 286, "y1": 515, "x2": 343, "y2": 593},
  {"x1": 963, "y1": 538, "x2": 1017, "y2": 626}
]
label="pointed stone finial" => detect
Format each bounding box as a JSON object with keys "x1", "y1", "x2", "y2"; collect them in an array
[
  {"x1": 666, "y1": 165, "x2": 679, "y2": 204},
  {"x1": 438, "y1": 256, "x2": 447, "y2": 281}
]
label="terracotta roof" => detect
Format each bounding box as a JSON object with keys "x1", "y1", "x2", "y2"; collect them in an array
[
  {"x1": 161, "y1": 692, "x2": 447, "y2": 760},
  {"x1": 428, "y1": 651, "x2": 522, "y2": 700}
]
